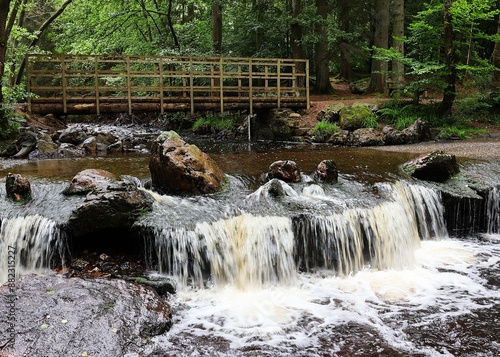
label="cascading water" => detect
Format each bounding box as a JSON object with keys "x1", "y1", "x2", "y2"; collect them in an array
[
  {"x1": 0, "y1": 214, "x2": 66, "y2": 284},
  {"x1": 145, "y1": 180, "x2": 448, "y2": 288},
  {"x1": 1, "y1": 146, "x2": 499, "y2": 356}
]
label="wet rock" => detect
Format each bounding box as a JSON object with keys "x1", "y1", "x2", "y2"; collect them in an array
[
  {"x1": 130, "y1": 275, "x2": 177, "y2": 296},
  {"x1": 149, "y1": 131, "x2": 225, "y2": 194},
  {"x1": 339, "y1": 104, "x2": 376, "y2": 131},
  {"x1": 62, "y1": 169, "x2": 120, "y2": 195},
  {"x1": 266, "y1": 160, "x2": 302, "y2": 183},
  {"x1": 36, "y1": 133, "x2": 59, "y2": 157},
  {"x1": 315, "y1": 160, "x2": 338, "y2": 183},
  {"x1": 82, "y1": 136, "x2": 97, "y2": 154},
  {"x1": 0, "y1": 274, "x2": 172, "y2": 356},
  {"x1": 351, "y1": 128, "x2": 385, "y2": 146},
  {"x1": 107, "y1": 140, "x2": 123, "y2": 153},
  {"x1": 5, "y1": 173, "x2": 32, "y2": 202},
  {"x1": 5, "y1": 131, "x2": 38, "y2": 158},
  {"x1": 63, "y1": 169, "x2": 154, "y2": 236},
  {"x1": 58, "y1": 125, "x2": 88, "y2": 145},
  {"x1": 402, "y1": 151, "x2": 460, "y2": 182},
  {"x1": 56, "y1": 143, "x2": 86, "y2": 158}
]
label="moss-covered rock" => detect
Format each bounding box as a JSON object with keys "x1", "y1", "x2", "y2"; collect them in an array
[{"x1": 339, "y1": 104, "x2": 377, "y2": 131}]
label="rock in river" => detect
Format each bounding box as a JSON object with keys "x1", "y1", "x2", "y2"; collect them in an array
[
  {"x1": 149, "y1": 131, "x2": 225, "y2": 194},
  {"x1": 63, "y1": 169, "x2": 155, "y2": 237},
  {"x1": 0, "y1": 274, "x2": 172, "y2": 356}
]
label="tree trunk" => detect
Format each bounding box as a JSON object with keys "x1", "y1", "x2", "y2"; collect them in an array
[
  {"x1": 338, "y1": 0, "x2": 351, "y2": 81},
  {"x1": 313, "y1": 0, "x2": 334, "y2": 94},
  {"x1": 254, "y1": 0, "x2": 264, "y2": 53},
  {"x1": 290, "y1": 0, "x2": 305, "y2": 87},
  {"x1": 15, "y1": 0, "x2": 73, "y2": 86},
  {"x1": 167, "y1": 0, "x2": 180, "y2": 49},
  {"x1": 391, "y1": 0, "x2": 405, "y2": 87},
  {"x1": 441, "y1": 0, "x2": 457, "y2": 121},
  {"x1": 1, "y1": 0, "x2": 20, "y2": 122},
  {"x1": 369, "y1": 0, "x2": 389, "y2": 94},
  {"x1": 492, "y1": 0, "x2": 500, "y2": 91},
  {"x1": 211, "y1": 0, "x2": 222, "y2": 54}
]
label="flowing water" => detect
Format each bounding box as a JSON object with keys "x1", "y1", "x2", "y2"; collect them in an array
[{"x1": 0, "y1": 141, "x2": 499, "y2": 356}]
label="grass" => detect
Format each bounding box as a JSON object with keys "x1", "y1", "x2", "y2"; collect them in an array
[
  {"x1": 192, "y1": 113, "x2": 236, "y2": 132},
  {"x1": 311, "y1": 121, "x2": 341, "y2": 137}
]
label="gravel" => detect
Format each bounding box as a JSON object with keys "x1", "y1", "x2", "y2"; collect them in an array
[{"x1": 369, "y1": 137, "x2": 500, "y2": 161}]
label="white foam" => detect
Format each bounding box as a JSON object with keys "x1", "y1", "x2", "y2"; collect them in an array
[{"x1": 153, "y1": 238, "x2": 499, "y2": 355}]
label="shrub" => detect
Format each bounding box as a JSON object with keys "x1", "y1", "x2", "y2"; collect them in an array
[
  {"x1": 192, "y1": 113, "x2": 236, "y2": 133},
  {"x1": 311, "y1": 121, "x2": 340, "y2": 137}
]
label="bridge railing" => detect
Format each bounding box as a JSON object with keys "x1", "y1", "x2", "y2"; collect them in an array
[{"x1": 26, "y1": 54, "x2": 309, "y2": 115}]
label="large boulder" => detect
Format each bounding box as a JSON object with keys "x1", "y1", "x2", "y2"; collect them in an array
[
  {"x1": 402, "y1": 151, "x2": 460, "y2": 182},
  {"x1": 0, "y1": 274, "x2": 172, "y2": 356},
  {"x1": 351, "y1": 128, "x2": 385, "y2": 146},
  {"x1": 402, "y1": 119, "x2": 432, "y2": 143},
  {"x1": 63, "y1": 169, "x2": 155, "y2": 236},
  {"x1": 266, "y1": 160, "x2": 302, "y2": 183},
  {"x1": 5, "y1": 173, "x2": 32, "y2": 203},
  {"x1": 149, "y1": 131, "x2": 225, "y2": 194}
]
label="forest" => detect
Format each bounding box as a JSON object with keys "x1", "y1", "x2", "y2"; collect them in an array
[{"x1": 0, "y1": 0, "x2": 499, "y2": 136}]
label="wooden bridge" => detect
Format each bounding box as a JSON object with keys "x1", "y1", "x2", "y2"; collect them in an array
[{"x1": 26, "y1": 54, "x2": 309, "y2": 116}]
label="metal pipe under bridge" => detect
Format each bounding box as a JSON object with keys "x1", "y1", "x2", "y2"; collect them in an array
[{"x1": 26, "y1": 54, "x2": 309, "y2": 116}]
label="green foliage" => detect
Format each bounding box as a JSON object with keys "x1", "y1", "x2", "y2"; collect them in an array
[
  {"x1": 192, "y1": 113, "x2": 236, "y2": 133},
  {"x1": 437, "y1": 126, "x2": 487, "y2": 140},
  {"x1": 311, "y1": 120, "x2": 340, "y2": 137},
  {"x1": 362, "y1": 116, "x2": 378, "y2": 129}
]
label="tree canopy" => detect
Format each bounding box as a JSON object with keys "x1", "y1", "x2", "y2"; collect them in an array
[{"x1": 1, "y1": 0, "x2": 499, "y2": 123}]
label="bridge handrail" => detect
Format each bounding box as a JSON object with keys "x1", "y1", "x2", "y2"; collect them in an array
[{"x1": 26, "y1": 54, "x2": 309, "y2": 115}]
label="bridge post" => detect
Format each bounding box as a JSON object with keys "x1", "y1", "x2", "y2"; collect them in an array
[
  {"x1": 189, "y1": 59, "x2": 194, "y2": 115},
  {"x1": 277, "y1": 59, "x2": 281, "y2": 109},
  {"x1": 126, "y1": 56, "x2": 132, "y2": 115},
  {"x1": 62, "y1": 55, "x2": 67, "y2": 114},
  {"x1": 219, "y1": 57, "x2": 224, "y2": 113},
  {"x1": 94, "y1": 56, "x2": 100, "y2": 115},
  {"x1": 249, "y1": 58, "x2": 253, "y2": 116},
  {"x1": 159, "y1": 57, "x2": 164, "y2": 114}
]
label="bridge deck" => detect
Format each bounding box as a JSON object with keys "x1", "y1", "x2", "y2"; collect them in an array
[{"x1": 26, "y1": 54, "x2": 309, "y2": 115}]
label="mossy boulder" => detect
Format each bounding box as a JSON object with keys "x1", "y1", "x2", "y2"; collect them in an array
[{"x1": 339, "y1": 104, "x2": 376, "y2": 131}]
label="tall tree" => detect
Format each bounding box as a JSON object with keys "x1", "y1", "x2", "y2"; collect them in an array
[
  {"x1": 314, "y1": 0, "x2": 334, "y2": 94},
  {"x1": 211, "y1": 0, "x2": 222, "y2": 54},
  {"x1": 491, "y1": 0, "x2": 500, "y2": 90},
  {"x1": 369, "y1": 0, "x2": 389, "y2": 93},
  {"x1": 441, "y1": 0, "x2": 457, "y2": 120},
  {"x1": 0, "y1": 0, "x2": 21, "y2": 121},
  {"x1": 290, "y1": 0, "x2": 305, "y2": 86},
  {"x1": 391, "y1": 0, "x2": 405, "y2": 86},
  {"x1": 338, "y1": 0, "x2": 352, "y2": 81}
]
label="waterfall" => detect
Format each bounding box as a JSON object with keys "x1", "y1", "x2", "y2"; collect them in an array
[
  {"x1": 0, "y1": 215, "x2": 66, "y2": 284},
  {"x1": 147, "y1": 214, "x2": 296, "y2": 289},
  {"x1": 294, "y1": 181, "x2": 447, "y2": 275},
  {"x1": 148, "y1": 181, "x2": 448, "y2": 288},
  {"x1": 486, "y1": 187, "x2": 500, "y2": 234}
]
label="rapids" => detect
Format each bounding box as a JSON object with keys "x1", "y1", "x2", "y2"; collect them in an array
[{"x1": 0, "y1": 141, "x2": 499, "y2": 356}]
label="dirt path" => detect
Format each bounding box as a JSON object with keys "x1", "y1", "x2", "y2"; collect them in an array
[{"x1": 304, "y1": 81, "x2": 500, "y2": 160}]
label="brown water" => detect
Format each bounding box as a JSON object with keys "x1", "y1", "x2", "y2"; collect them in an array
[
  {"x1": 0, "y1": 142, "x2": 418, "y2": 184},
  {"x1": 1, "y1": 141, "x2": 499, "y2": 357}
]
